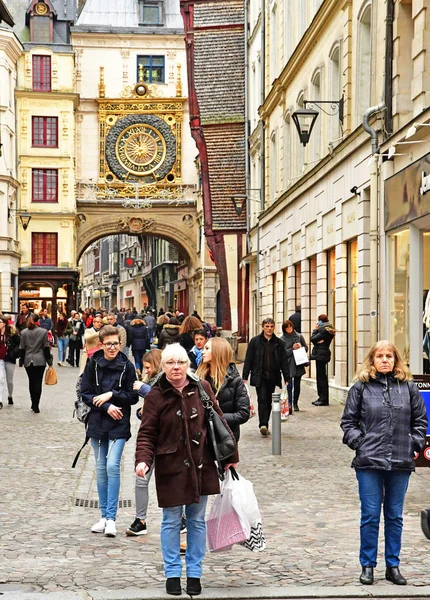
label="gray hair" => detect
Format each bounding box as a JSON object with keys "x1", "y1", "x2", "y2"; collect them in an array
[{"x1": 161, "y1": 343, "x2": 190, "y2": 365}]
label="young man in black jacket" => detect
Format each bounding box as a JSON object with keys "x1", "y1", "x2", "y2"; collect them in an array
[
  {"x1": 81, "y1": 325, "x2": 138, "y2": 537},
  {"x1": 243, "y1": 318, "x2": 289, "y2": 436}
]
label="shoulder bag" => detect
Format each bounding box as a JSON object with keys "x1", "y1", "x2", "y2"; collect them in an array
[{"x1": 196, "y1": 379, "x2": 236, "y2": 480}]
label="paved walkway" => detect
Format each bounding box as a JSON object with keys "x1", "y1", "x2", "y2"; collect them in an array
[{"x1": 1, "y1": 352, "x2": 430, "y2": 599}]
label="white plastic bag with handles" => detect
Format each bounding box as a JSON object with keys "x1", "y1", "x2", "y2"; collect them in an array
[
  {"x1": 206, "y1": 470, "x2": 249, "y2": 552},
  {"x1": 229, "y1": 470, "x2": 267, "y2": 552}
]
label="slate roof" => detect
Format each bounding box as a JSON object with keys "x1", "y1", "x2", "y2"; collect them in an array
[
  {"x1": 51, "y1": 0, "x2": 76, "y2": 21},
  {"x1": 76, "y1": 0, "x2": 139, "y2": 27},
  {"x1": 192, "y1": 1, "x2": 246, "y2": 231}
]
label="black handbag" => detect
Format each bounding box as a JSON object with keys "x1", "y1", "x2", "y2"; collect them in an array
[{"x1": 196, "y1": 380, "x2": 236, "y2": 480}]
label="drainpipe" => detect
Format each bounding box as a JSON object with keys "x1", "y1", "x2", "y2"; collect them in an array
[
  {"x1": 363, "y1": 102, "x2": 385, "y2": 344},
  {"x1": 384, "y1": 0, "x2": 394, "y2": 137},
  {"x1": 257, "y1": 0, "x2": 266, "y2": 331}
]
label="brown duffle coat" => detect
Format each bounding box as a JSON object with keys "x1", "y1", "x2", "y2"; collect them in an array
[{"x1": 135, "y1": 374, "x2": 239, "y2": 508}]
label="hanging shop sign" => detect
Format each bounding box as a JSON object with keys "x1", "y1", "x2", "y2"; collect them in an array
[
  {"x1": 414, "y1": 374, "x2": 430, "y2": 467},
  {"x1": 385, "y1": 153, "x2": 430, "y2": 230}
]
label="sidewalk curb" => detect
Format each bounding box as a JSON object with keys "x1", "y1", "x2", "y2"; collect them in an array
[{"x1": 86, "y1": 585, "x2": 430, "y2": 599}]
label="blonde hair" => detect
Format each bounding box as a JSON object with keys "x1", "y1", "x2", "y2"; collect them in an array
[
  {"x1": 196, "y1": 337, "x2": 233, "y2": 394},
  {"x1": 356, "y1": 340, "x2": 412, "y2": 382},
  {"x1": 142, "y1": 349, "x2": 162, "y2": 380},
  {"x1": 157, "y1": 314, "x2": 169, "y2": 326}
]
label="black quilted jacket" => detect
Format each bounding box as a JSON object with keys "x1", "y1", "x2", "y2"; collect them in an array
[{"x1": 341, "y1": 373, "x2": 427, "y2": 471}]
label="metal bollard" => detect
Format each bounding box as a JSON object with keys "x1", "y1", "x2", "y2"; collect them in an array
[{"x1": 272, "y1": 392, "x2": 281, "y2": 455}]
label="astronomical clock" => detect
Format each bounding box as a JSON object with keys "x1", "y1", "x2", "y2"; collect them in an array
[{"x1": 97, "y1": 75, "x2": 184, "y2": 194}]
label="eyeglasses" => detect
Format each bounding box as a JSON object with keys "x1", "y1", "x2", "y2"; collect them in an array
[
  {"x1": 103, "y1": 342, "x2": 120, "y2": 348},
  {"x1": 164, "y1": 360, "x2": 188, "y2": 367}
]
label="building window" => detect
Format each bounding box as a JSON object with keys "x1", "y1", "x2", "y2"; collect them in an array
[
  {"x1": 137, "y1": 55, "x2": 165, "y2": 83},
  {"x1": 329, "y1": 43, "x2": 342, "y2": 143},
  {"x1": 310, "y1": 69, "x2": 322, "y2": 162},
  {"x1": 32, "y1": 169, "x2": 58, "y2": 202},
  {"x1": 32, "y1": 117, "x2": 58, "y2": 147},
  {"x1": 139, "y1": 1, "x2": 163, "y2": 25},
  {"x1": 32, "y1": 55, "x2": 51, "y2": 92},
  {"x1": 356, "y1": 1, "x2": 372, "y2": 122},
  {"x1": 32, "y1": 233, "x2": 58, "y2": 266}
]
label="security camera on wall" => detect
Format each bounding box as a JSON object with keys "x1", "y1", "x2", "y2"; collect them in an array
[{"x1": 350, "y1": 186, "x2": 361, "y2": 196}]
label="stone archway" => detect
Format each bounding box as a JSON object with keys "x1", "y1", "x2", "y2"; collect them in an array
[{"x1": 76, "y1": 202, "x2": 199, "y2": 270}]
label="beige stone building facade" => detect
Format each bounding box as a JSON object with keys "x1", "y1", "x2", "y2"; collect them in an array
[
  {"x1": 247, "y1": 0, "x2": 430, "y2": 397},
  {"x1": 13, "y1": 0, "x2": 79, "y2": 318},
  {"x1": 0, "y1": 13, "x2": 21, "y2": 313}
]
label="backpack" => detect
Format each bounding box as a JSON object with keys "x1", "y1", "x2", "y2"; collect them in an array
[
  {"x1": 72, "y1": 358, "x2": 98, "y2": 468},
  {"x1": 73, "y1": 358, "x2": 98, "y2": 424}
]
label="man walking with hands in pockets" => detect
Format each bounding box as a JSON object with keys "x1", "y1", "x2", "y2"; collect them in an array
[{"x1": 243, "y1": 318, "x2": 289, "y2": 436}]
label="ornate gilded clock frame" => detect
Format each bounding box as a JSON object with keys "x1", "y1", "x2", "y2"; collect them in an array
[{"x1": 97, "y1": 87, "x2": 186, "y2": 199}]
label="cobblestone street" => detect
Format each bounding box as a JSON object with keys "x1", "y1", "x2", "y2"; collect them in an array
[{"x1": 2, "y1": 354, "x2": 430, "y2": 599}]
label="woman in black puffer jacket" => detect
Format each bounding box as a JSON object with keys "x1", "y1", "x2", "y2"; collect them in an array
[{"x1": 196, "y1": 337, "x2": 250, "y2": 442}]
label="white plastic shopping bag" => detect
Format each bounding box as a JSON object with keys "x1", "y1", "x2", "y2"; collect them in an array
[
  {"x1": 293, "y1": 346, "x2": 309, "y2": 365},
  {"x1": 245, "y1": 384, "x2": 256, "y2": 417},
  {"x1": 280, "y1": 386, "x2": 289, "y2": 420},
  {"x1": 206, "y1": 471, "x2": 249, "y2": 552},
  {"x1": 229, "y1": 470, "x2": 267, "y2": 552}
]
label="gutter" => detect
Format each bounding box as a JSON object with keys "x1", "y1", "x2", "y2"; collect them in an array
[{"x1": 362, "y1": 102, "x2": 385, "y2": 155}]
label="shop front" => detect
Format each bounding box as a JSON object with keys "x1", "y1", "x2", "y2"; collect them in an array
[
  {"x1": 18, "y1": 268, "x2": 79, "y2": 326},
  {"x1": 173, "y1": 279, "x2": 188, "y2": 314},
  {"x1": 385, "y1": 153, "x2": 430, "y2": 374}
]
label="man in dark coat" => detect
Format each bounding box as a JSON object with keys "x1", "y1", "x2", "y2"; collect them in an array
[
  {"x1": 310, "y1": 314, "x2": 336, "y2": 406},
  {"x1": 243, "y1": 318, "x2": 289, "y2": 436},
  {"x1": 289, "y1": 305, "x2": 302, "y2": 333},
  {"x1": 16, "y1": 303, "x2": 32, "y2": 332}
]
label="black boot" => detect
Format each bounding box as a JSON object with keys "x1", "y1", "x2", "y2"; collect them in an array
[
  {"x1": 8, "y1": 397, "x2": 13, "y2": 405},
  {"x1": 359, "y1": 566, "x2": 374, "y2": 585},
  {"x1": 166, "y1": 577, "x2": 182, "y2": 595},
  {"x1": 385, "y1": 566, "x2": 407, "y2": 585},
  {"x1": 421, "y1": 508, "x2": 430, "y2": 539},
  {"x1": 293, "y1": 402, "x2": 299, "y2": 411},
  {"x1": 186, "y1": 578, "x2": 201, "y2": 596}
]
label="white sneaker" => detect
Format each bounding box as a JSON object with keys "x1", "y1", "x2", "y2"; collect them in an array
[
  {"x1": 104, "y1": 519, "x2": 117, "y2": 537},
  {"x1": 91, "y1": 517, "x2": 107, "y2": 533}
]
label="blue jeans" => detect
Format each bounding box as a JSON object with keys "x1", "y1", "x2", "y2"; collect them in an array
[
  {"x1": 133, "y1": 350, "x2": 143, "y2": 371},
  {"x1": 287, "y1": 376, "x2": 302, "y2": 406},
  {"x1": 355, "y1": 468, "x2": 411, "y2": 567},
  {"x1": 91, "y1": 438, "x2": 126, "y2": 521},
  {"x1": 161, "y1": 496, "x2": 208, "y2": 578},
  {"x1": 57, "y1": 336, "x2": 69, "y2": 362}
]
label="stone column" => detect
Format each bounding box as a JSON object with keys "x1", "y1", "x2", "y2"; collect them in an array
[{"x1": 335, "y1": 242, "x2": 348, "y2": 387}]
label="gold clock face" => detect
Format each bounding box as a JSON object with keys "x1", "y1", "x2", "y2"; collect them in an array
[
  {"x1": 115, "y1": 124, "x2": 166, "y2": 176},
  {"x1": 35, "y1": 2, "x2": 48, "y2": 15}
]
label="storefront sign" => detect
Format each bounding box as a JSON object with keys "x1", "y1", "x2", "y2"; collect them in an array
[
  {"x1": 20, "y1": 289, "x2": 40, "y2": 297},
  {"x1": 414, "y1": 374, "x2": 430, "y2": 467},
  {"x1": 126, "y1": 290, "x2": 133, "y2": 297},
  {"x1": 419, "y1": 171, "x2": 430, "y2": 195},
  {"x1": 385, "y1": 153, "x2": 430, "y2": 230},
  {"x1": 174, "y1": 280, "x2": 186, "y2": 292}
]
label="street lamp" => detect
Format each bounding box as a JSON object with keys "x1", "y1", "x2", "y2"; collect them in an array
[
  {"x1": 292, "y1": 96, "x2": 344, "y2": 147},
  {"x1": 19, "y1": 214, "x2": 32, "y2": 230},
  {"x1": 230, "y1": 194, "x2": 247, "y2": 217},
  {"x1": 291, "y1": 107, "x2": 319, "y2": 147}
]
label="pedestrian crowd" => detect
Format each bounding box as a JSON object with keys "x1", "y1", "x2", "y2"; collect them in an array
[{"x1": 1, "y1": 302, "x2": 429, "y2": 595}]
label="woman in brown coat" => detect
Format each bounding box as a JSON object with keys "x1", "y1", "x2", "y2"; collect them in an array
[{"x1": 135, "y1": 343, "x2": 238, "y2": 597}]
